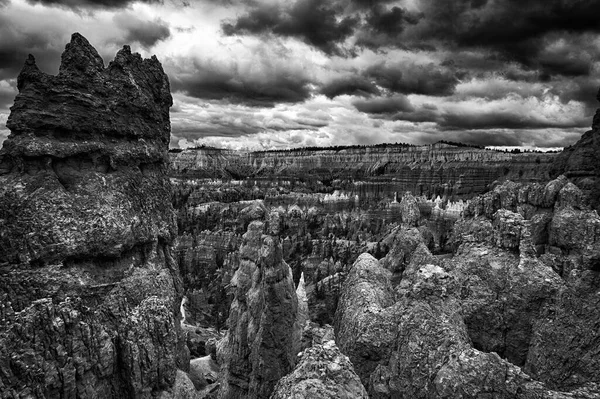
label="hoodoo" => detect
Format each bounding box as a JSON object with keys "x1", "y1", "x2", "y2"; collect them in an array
[{"x1": 0, "y1": 33, "x2": 188, "y2": 397}]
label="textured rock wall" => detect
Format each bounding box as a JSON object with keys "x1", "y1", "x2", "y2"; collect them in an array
[
  {"x1": 447, "y1": 175, "x2": 600, "y2": 391},
  {"x1": 0, "y1": 33, "x2": 187, "y2": 398},
  {"x1": 217, "y1": 221, "x2": 298, "y2": 399}
]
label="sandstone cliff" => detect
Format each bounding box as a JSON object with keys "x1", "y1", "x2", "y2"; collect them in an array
[{"x1": 0, "y1": 33, "x2": 187, "y2": 398}]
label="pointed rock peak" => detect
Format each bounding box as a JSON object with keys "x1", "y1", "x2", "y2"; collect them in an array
[
  {"x1": 25, "y1": 54, "x2": 36, "y2": 66},
  {"x1": 17, "y1": 54, "x2": 42, "y2": 91},
  {"x1": 59, "y1": 32, "x2": 104, "y2": 76},
  {"x1": 113, "y1": 44, "x2": 142, "y2": 66}
]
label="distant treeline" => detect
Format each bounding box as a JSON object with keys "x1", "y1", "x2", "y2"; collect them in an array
[
  {"x1": 255, "y1": 142, "x2": 415, "y2": 153},
  {"x1": 169, "y1": 144, "x2": 221, "y2": 153},
  {"x1": 168, "y1": 141, "x2": 562, "y2": 154},
  {"x1": 492, "y1": 148, "x2": 562, "y2": 154}
]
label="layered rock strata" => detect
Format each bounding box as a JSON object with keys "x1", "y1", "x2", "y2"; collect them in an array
[
  {"x1": 170, "y1": 143, "x2": 555, "y2": 200},
  {"x1": 0, "y1": 33, "x2": 186, "y2": 397}
]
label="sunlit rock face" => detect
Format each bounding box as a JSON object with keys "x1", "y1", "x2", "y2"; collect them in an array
[{"x1": 0, "y1": 33, "x2": 188, "y2": 398}]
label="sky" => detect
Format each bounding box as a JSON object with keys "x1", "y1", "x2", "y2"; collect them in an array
[{"x1": 1, "y1": 0, "x2": 599, "y2": 150}]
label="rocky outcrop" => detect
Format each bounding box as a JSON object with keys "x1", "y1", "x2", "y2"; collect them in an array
[
  {"x1": 0, "y1": 33, "x2": 187, "y2": 397},
  {"x1": 334, "y1": 251, "x2": 599, "y2": 398},
  {"x1": 447, "y1": 173, "x2": 600, "y2": 390},
  {"x1": 217, "y1": 221, "x2": 298, "y2": 399},
  {"x1": 270, "y1": 340, "x2": 368, "y2": 399}
]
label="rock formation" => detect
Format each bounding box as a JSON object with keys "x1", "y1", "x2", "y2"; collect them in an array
[
  {"x1": 217, "y1": 221, "x2": 298, "y2": 399},
  {"x1": 447, "y1": 174, "x2": 600, "y2": 389},
  {"x1": 270, "y1": 340, "x2": 368, "y2": 399},
  {"x1": 333, "y1": 253, "x2": 399, "y2": 383},
  {"x1": 334, "y1": 250, "x2": 600, "y2": 398},
  {"x1": 0, "y1": 33, "x2": 187, "y2": 397}
]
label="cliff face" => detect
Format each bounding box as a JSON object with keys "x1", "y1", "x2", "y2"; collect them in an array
[
  {"x1": 0, "y1": 33, "x2": 186, "y2": 397},
  {"x1": 170, "y1": 143, "x2": 555, "y2": 199}
]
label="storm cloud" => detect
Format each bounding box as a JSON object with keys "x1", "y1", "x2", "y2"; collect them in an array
[
  {"x1": 365, "y1": 61, "x2": 462, "y2": 96},
  {"x1": 221, "y1": 0, "x2": 359, "y2": 55},
  {"x1": 27, "y1": 0, "x2": 162, "y2": 10},
  {"x1": 114, "y1": 14, "x2": 171, "y2": 48},
  {"x1": 353, "y1": 95, "x2": 414, "y2": 114},
  {"x1": 1, "y1": 0, "x2": 599, "y2": 150}
]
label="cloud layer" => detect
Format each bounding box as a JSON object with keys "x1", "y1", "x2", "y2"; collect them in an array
[{"x1": 0, "y1": 0, "x2": 599, "y2": 150}]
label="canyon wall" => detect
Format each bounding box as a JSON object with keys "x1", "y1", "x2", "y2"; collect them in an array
[{"x1": 170, "y1": 143, "x2": 556, "y2": 200}]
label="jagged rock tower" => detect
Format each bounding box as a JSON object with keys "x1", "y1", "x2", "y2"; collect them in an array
[
  {"x1": 0, "y1": 33, "x2": 186, "y2": 397},
  {"x1": 218, "y1": 221, "x2": 298, "y2": 399}
]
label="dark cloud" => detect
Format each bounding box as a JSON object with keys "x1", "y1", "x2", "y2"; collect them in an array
[
  {"x1": 366, "y1": 61, "x2": 461, "y2": 96},
  {"x1": 356, "y1": 5, "x2": 423, "y2": 49},
  {"x1": 168, "y1": 61, "x2": 311, "y2": 106},
  {"x1": 413, "y1": 0, "x2": 600, "y2": 80},
  {"x1": 415, "y1": 0, "x2": 600, "y2": 47},
  {"x1": 26, "y1": 0, "x2": 162, "y2": 10},
  {"x1": 114, "y1": 14, "x2": 170, "y2": 48},
  {"x1": 366, "y1": 6, "x2": 422, "y2": 35},
  {"x1": 0, "y1": 16, "x2": 64, "y2": 80},
  {"x1": 353, "y1": 95, "x2": 414, "y2": 114},
  {"x1": 550, "y1": 76, "x2": 600, "y2": 117},
  {"x1": 320, "y1": 76, "x2": 379, "y2": 98},
  {"x1": 221, "y1": 0, "x2": 359, "y2": 55},
  {"x1": 392, "y1": 107, "x2": 439, "y2": 123},
  {"x1": 439, "y1": 110, "x2": 589, "y2": 131},
  {"x1": 0, "y1": 79, "x2": 17, "y2": 109},
  {"x1": 173, "y1": 120, "x2": 262, "y2": 137},
  {"x1": 448, "y1": 130, "x2": 583, "y2": 148},
  {"x1": 349, "y1": 0, "x2": 395, "y2": 8}
]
